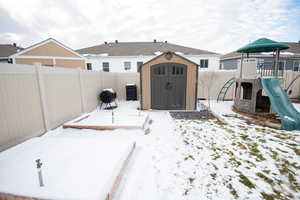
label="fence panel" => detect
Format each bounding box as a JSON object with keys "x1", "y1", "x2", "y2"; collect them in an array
[
  {"x1": 39, "y1": 67, "x2": 83, "y2": 129},
  {"x1": 0, "y1": 64, "x2": 45, "y2": 151}
]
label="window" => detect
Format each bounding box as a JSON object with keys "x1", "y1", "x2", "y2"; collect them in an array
[
  {"x1": 86, "y1": 63, "x2": 92, "y2": 70},
  {"x1": 172, "y1": 65, "x2": 184, "y2": 75},
  {"x1": 154, "y1": 66, "x2": 165, "y2": 75},
  {"x1": 102, "y1": 62, "x2": 109, "y2": 72},
  {"x1": 137, "y1": 61, "x2": 143, "y2": 72},
  {"x1": 200, "y1": 59, "x2": 208, "y2": 68},
  {"x1": 124, "y1": 62, "x2": 131, "y2": 71},
  {"x1": 293, "y1": 61, "x2": 300, "y2": 71}
]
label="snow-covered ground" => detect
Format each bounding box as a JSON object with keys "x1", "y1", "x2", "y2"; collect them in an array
[{"x1": 0, "y1": 101, "x2": 299, "y2": 200}]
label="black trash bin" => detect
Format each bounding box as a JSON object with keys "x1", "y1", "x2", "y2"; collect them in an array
[{"x1": 126, "y1": 84, "x2": 137, "y2": 100}]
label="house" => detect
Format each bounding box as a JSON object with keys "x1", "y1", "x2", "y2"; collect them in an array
[
  {"x1": 0, "y1": 43, "x2": 22, "y2": 63},
  {"x1": 76, "y1": 40, "x2": 220, "y2": 72},
  {"x1": 220, "y1": 41, "x2": 300, "y2": 71},
  {"x1": 9, "y1": 38, "x2": 86, "y2": 69}
]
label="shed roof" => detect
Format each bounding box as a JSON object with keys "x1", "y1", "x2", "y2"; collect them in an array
[
  {"x1": 237, "y1": 38, "x2": 289, "y2": 53},
  {"x1": 76, "y1": 41, "x2": 219, "y2": 56},
  {"x1": 141, "y1": 51, "x2": 199, "y2": 67}
]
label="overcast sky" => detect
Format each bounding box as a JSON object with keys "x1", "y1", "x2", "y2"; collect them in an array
[{"x1": 0, "y1": 0, "x2": 299, "y2": 54}]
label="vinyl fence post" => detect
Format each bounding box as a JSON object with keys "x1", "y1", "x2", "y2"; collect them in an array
[{"x1": 35, "y1": 64, "x2": 50, "y2": 131}]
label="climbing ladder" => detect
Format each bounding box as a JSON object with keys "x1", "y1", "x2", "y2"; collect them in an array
[{"x1": 217, "y1": 78, "x2": 235, "y2": 102}]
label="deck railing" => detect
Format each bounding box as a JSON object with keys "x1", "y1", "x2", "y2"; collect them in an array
[{"x1": 257, "y1": 61, "x2": 284, "y2": 77}]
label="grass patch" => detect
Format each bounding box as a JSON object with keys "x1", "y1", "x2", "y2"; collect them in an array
[
  {"x1": 255, "y1": 127, "x2": 267, "y2": 133},
  {"x1": 240, "y1": 134, "x2": 250, "y2": 141},
  {"x1": 256, "y1": 172, "x2": 274, "y2": 185},
  {"x1": 217, "y1": 121, "x2": 228, "y2": 126},
  {"x1": 183, "y1": 140, "x2": 190, "y2": 145},
  {"x1": 212, "y1": 154, "x2": 220, "y2": 160},
  {"x1": 261, "y1": 192, "x2": 274, "y2": 200},
  {"x1": 188, "y1": 177, "x2": 195, "y2": 184},
  {"x1": 184, "y1": 155, "x2": 195, "y2": 161},
  {"x1": 249, "y1": 143, "x2": 266, "y2": 161},
  {"x1": 227, "y1": 183, "x2": 239, "y2": 199},
  {"x1": 238, "y1": 173, "x2": 255, "y2": 189},
  {"x1": 210, "y1": 173, "x2": 217, "y2": 180}
]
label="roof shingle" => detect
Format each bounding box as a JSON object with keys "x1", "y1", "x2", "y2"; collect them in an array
[
  {"x1": 0, "y1": 44, "x2": 23, "y2": 58},
  {"x1": 76, "y1": 41, "x2": 219, "y2": 56}
]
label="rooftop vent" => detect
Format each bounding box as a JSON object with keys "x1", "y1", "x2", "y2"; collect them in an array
[
  {"x1": 164, "y1": 41, "x2": 167, "y2": 43},
  {"x1": 153, "y1": 39, "x2": 157, "y2": 43},
  {"x1": 115, "y1": 40, "x2": 118, "y2": 44}
]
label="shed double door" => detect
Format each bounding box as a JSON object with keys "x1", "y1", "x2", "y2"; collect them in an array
[{"x1": 151, "y1": 63, "x2": 187, "y2": 110}]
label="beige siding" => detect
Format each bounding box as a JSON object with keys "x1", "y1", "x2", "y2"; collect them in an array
[
  {"x1": 0, "y1": 64, "x2": 45, "y2": 151},
  {"x1": 21, "y1": 41, "x2": 80, "y2": 57},
  {"x1": 55, "y1": 59, "x2": 85, "y2": 69},
  {"x1": 15, "y1": 58, "x2": 54, "y2": 66},
  {"x1": 141, "y1": 54, "x2": 198, "y2": 110}
]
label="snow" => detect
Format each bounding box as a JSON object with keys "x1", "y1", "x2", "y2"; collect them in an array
[
  {"x1": 102, "y1": 88, "x2": 115, "y2": 93},
  {"x1": 175, "y1": 51, "x2": 184, "y2": 55},
  {"x1": 293, "y1": 103, "x2": 300, "y2": 112},
  {"x1": 154, "y1": 51, "x2": 162, "y2": 55},
  {"x1": 98, "y1": 53, "x2": 109, "y2": 56},
  {"x1": 0, "y1": 100, "x2": 299, "y2": 200},
  {"x1": 65, "y1": 111, "x2": 148, "y2": 128},
  {"x1": 0, "y1": 135, "x2": 135, "y2": 200}
]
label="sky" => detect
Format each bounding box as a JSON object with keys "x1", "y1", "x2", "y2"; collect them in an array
[{"x1": 0, "y1": 0, "x2": 299, "y2": 54}]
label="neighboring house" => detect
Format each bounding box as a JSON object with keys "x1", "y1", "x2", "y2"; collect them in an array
[
  {"x1": 76, "y1": 40, "x2": 220, "y2": 72},
  {"x1": 0, "y1": 44, "x2": 23, "y2": 63},
  {"x1": 9, "y1": 38, "x2": 86, "y2": 69},
  {"x1": 220, "y1": 41, "x2": 300, "y2": 71}
]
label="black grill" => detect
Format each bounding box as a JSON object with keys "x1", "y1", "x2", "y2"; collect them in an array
[{"x1": 98, "y1": 89, "x2": 117, "y2": 109}]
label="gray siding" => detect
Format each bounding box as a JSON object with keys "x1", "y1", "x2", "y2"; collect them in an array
[
  {"x1": 221, "y1": 59, "x2": 238, "y2": 70},
  {"x1": 286, "y1": 60, "x2": 294, "y2": 71},
  {"x1": 221, "y1": 57, "x2": 300, "y2": 71}
]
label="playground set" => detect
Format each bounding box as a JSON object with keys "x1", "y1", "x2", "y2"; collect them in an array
[{"x1": 217, "y1": 38, "x2": 300, "y2": 131}]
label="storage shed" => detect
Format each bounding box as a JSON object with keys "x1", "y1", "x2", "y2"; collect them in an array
[{"x1": 140, "y1": 52, "x2": 198, "y2": 110}]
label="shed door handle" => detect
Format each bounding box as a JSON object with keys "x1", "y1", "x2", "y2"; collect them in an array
[{"x1": 165, "y1": 82, "x2": 172, "y2": 90}]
